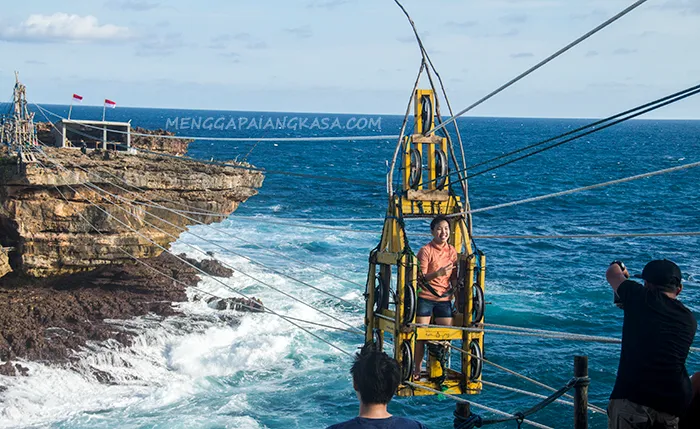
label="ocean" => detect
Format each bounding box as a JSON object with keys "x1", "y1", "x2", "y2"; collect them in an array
[{"x1": 2, "y1": 103, "x2": 700, "y2": 429}]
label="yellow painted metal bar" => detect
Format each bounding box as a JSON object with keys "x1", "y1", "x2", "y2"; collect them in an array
[{"x1": 415, "y1": 327, "x2": 463, "y2": 341}]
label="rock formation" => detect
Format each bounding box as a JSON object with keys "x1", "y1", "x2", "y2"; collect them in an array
[
  {"x1": 0, "y1": 146, "x2": 263, "y2": 278},
  {"x1": 0, "y1": 252, "x2": 264, "y2": 372}
]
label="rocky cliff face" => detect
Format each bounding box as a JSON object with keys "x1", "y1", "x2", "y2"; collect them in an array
[{"x1": 0, "y1": 147, "x2": 264, "y2": 277}]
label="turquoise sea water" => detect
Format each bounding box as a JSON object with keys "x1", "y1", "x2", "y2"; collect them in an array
[{"x1": 2, "y1": 104, "x2": 700, "y2": 428}]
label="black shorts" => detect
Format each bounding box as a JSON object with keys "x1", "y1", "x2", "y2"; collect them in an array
[{"x1": 416, "y1": 298, "x2": 452, "y2": 318}]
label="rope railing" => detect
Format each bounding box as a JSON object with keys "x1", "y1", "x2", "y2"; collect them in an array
[
  {"x1": 482, "y1": 380, "x2": 575, "y2": 408},
  {"x1": 437, "y1": 341, "x2": 608, "y2": 415},
  {"x1": 405, "y1": 382, "x2": 554, "y2": 429}
]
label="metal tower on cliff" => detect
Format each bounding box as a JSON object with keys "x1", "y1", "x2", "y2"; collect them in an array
[{"x1": 1, "y1": 72, "x2": 39, "y2": 154}]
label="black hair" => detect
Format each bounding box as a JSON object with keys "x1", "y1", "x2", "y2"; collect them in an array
[
  {"x1": 430, "y1": 215, "x2": 450, "y2": 231},
  {"x1": 351, "y1": 342, "x2": 401, "y2": 405}
]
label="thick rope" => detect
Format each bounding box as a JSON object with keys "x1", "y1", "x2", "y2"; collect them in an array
[
  {"x1": 480, "y1": 377, "x2": 589, "y2": 426},
  {"x1": 428, "y1": 0, "x2": 649, "y2": 135},
  {"x1": 404, "y1": 382, "x2": 553, "y2": 429}
]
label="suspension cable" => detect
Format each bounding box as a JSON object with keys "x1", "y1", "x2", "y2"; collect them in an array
[
  {"x1": 417, "y1": 84, "x2": 700, "y2": 189},
  {"x1": 428, "y1": 0, "x2": 649, "y2": 135},
  {"x1": 456, "y1": 159, "x2": 700, "y2": 216},
  {"x1": 392, "y1": 0, "x2": 470, "y2": 202},
  {"x1": 34, "y1": 104, "x2": 369, "y2": 289},
  {"x1": 30, "y1": 148, "x2": 357, "y2": 341},
  {"x1": 92, "y1": 168, "x2": 367, "y2": 292},
  {"x1": 226, "y1": 216, "x2": 700, "y2": 241},
  {"x1": 462, "y1": 87, "x2": 700, "y2": 182},
  {"x1": 30, "y1": 147, "x2": 355, "y2": 356},
  {"x1": 96, "y1": 184, "x2": 361, "y2": 309},
  {"x1": 466, "y1": 84, "x2": 700, "y2": 173},
  {"x1": 66, "y1": 174, "x2": 363, "y2": 333}
]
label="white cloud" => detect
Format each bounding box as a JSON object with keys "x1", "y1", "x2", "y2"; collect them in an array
[{"x1": 0, "y1": 13, "x2": 131, "y2": 43}]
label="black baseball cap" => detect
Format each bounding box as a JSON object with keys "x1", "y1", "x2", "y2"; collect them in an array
[{"x1": 641, "y1": 259, "x2": 682, "y2": 289}]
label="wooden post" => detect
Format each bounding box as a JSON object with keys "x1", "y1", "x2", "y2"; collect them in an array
[
  {"x1": 574, "y1": 355, "x2": 589, "y2": 429},
  {"x1": 454, "y1": 403, "x2": 471, "y2": 429}
]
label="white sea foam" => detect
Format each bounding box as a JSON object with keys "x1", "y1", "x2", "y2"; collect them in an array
[{"x1": 0, "y1": 222, "x2": 362, "y2": 428}]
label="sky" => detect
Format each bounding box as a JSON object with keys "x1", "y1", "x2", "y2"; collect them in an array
[{"x1": 0, "y1": 0, "x2": 699, "y2": 118}]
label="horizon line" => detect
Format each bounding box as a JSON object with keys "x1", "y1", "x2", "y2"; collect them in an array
[{"x1": 12, "y1": 101, "x2": 700, "y2": 122}]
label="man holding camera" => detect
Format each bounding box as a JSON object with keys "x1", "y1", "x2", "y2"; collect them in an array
[{"x1": 606, "y1": 259, "x2": 697, "y2": 429}]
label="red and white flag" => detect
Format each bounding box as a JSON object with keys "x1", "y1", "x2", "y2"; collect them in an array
[
  {"x1": 72, "y1": 94, "x2": 83, "y2": 102},
  {"x1": 104, "y1": 99, "x2": 117, "y2": 108}
]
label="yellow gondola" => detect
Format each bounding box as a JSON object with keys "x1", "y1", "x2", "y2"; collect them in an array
[{"x1": 364, "y1": 89, "x2": 486, "y2": 397}]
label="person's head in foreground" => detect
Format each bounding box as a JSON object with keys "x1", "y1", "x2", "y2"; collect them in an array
[{"x1": 351, "y1": 342, "x2": 401, "y2": 407}]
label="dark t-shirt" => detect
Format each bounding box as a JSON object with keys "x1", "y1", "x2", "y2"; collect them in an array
[
  {"x1": 326, "y1": 416, "x2": 427, "y2": 429},
  {"x1": 611, "y1": 280, "x2": 697, "y2": 416}
]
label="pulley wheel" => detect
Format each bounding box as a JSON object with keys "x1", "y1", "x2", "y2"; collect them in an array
[
  {"x1": 435, "y1": 148, "x2": 448, "y2": 190},
  {"x1": 469, "y1": 340, "x2": 483, "y2": 379},
  {"x1": 409, "y1": 148, "x2": 422, "y2": 189},
  {"x1": 401, "y1": 340, "x2": 414, "y2": 381},
  {"x1": 472, "y1": 284, "x2": 485, "y2": 324},
  {"x1": 420, "y1": 95, "x2": 433, "y2": 134},
  {"x1": 374, "y1": 274, "x2": 385, "y2": 313},
  {"x1": 402, "y1": 283, "x2": 417, "y2": 326}
]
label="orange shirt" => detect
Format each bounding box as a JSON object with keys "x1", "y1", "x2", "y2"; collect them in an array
[{"x1": 416, "y1": 241, "x2": 457, "y2": 302}]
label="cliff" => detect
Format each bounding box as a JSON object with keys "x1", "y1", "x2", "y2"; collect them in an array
[{"x1": 0, "y1": 147, "x2": 264, "y2": 278}]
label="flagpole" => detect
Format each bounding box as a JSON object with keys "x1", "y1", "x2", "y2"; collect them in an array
[
  {"x1": 68, "y1": 100, "x2": 73, "y2": 120},
  {"x1": 102, "y1": 103, "x2": 106, "y2": 121}
]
